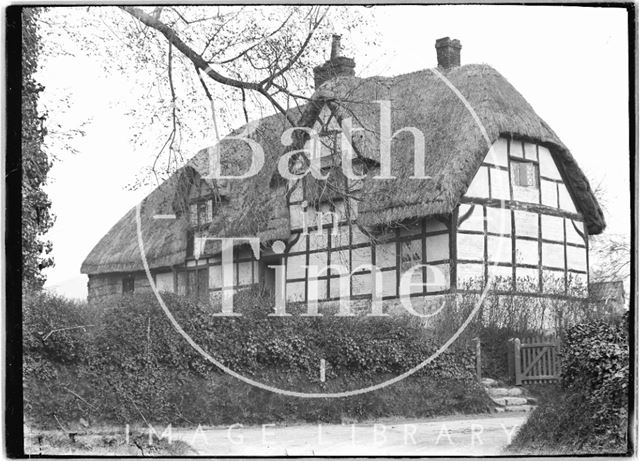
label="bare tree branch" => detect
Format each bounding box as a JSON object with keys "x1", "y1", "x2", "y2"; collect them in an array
[
  {"x1": 260, "y1": 6, "x2": 328, "y2": 90},
  {"x1": 120, "y1": 6, "x2": 302, "y2": 126},
  {"x1": 214, "y1": 10, "x2": 295, "y2": 65},
  {"x1": 120, "y1": 6, "x2": 261, "y2": 91},
  {"x1": 195, "y1": 66, "x2": 221, "y2": 142}
]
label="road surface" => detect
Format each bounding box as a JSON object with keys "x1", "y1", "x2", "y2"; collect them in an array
[{"x1": 172, "y1": 412, "x2": 529, "y2": 456}]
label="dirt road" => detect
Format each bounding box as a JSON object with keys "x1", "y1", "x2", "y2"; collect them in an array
[{"x1": 172, "y1": 412, "x2": 529, "y2": 456}]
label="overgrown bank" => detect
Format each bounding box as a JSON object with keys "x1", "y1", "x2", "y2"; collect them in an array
[
  {"x1": 507, "y1": 313, "x2": 630, "y2": 455},
  {"x1": 24, "y1": 291, "x2": 491, "y2": 428}
]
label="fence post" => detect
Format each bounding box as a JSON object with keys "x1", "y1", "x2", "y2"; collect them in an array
[
  {"x1": 514, "y1": 338, "x2": 522, "y2": 385},
  {"x1": 474, "y1": 337, "x2": 482, "y2": 380},
  {"x1": 507, "y1": 338, "x2": 515, "y2": 383}
]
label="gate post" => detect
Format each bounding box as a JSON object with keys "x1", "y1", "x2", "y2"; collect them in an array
[
  {"x1": 474, "y1": 337, "x2": 482, "y2": 380},
  {"x1": 514, "y1": 338, "x2": 522, "y2": 385},
  {"x1": 507, "y1": 338, "x2": 515, "y2": 383}
]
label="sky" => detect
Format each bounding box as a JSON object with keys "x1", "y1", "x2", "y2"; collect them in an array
[{"x1": 38, "y1": 5, "x2": 631, "y2": 299}]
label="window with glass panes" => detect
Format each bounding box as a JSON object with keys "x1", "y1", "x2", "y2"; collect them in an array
[
  {"x1": 458, "y1": 136, "x2": 588, "y2": 296},
  {"x1": 284, "y1": 213, "x2": 452, "y2": 303},
  {"x1": 189, "y1": 199, "x2": 213, "y2": 227}
]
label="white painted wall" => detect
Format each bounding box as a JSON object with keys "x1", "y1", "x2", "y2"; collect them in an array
[{"x1": 457, "y1": 136, "x2": 590, "y2": 296}]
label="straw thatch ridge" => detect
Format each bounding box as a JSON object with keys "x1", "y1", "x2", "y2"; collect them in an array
[
  {"x1": 301, "y1": 65, "x2": 605, "y2": 233},
  {"x1": 81, "y1": 63, "x2": 605, "y2": 275}
]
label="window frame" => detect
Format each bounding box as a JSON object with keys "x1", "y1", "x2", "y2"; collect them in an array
[
  {"x1": 510, "y1": 158, "x2": 539, "y2": 189},
  {"x1": 188, "y1": 196, "x2": 215, "y2": 229},
  {"x1": 122, "y1": 276, "x2": 134, "y2": 294}
]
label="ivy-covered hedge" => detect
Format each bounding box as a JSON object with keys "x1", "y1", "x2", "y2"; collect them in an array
[
  {"x1": 508, "y1": 313, "x2": 630, "y2": 455},
  {"x1": 24, "y1": 291, "x2": 491, "y2": 428}
]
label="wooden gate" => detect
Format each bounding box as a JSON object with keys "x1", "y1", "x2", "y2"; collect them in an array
[{"x1": 511, "y1": 336, "x2": 561, "y2": 385}]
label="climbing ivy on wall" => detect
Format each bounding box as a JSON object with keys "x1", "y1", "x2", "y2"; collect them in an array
[{"x1": 22, "y1": 7, "x2": 54, "y2": 291}]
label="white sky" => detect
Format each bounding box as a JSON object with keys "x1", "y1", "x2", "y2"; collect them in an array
[{"x1": 39, "y1": 5, "x2": 631, "y2": 299}]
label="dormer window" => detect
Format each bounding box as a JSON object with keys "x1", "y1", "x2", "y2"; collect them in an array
[
  {"x1": 189, "y1": 198, "x2": 213, "y2": 228},
  {"x1": 187, "y1": 178, "x2": 216, "y2": 228}
]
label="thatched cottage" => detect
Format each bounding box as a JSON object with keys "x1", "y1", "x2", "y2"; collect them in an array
[{"x1": 82, "y1": 37, "x2": 605, "y2": 313}]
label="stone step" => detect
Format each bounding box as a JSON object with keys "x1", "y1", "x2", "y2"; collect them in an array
[
  {"x1": 504, "y1": 404, "x2": 536, "y2": 412},
  {"x1": 487, "y1": 387, "x2": 524, "y2": 397},
  {"x1": 481, "y1": 377, "x2": 499, "y2": 387},
  {"x1": 491, "y1": 396, "x2": 529, "y2": 406}
]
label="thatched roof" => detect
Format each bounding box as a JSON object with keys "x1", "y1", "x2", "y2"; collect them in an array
[
  {"x1": 305, "y1": 66, "x2": 605, "y2": 233},
  {"x1": 81, "y1": 108, "x2": 301, "y2": 275},
  {"x1": 81, "y1": 63, "x2": 605, "y2": 275}
]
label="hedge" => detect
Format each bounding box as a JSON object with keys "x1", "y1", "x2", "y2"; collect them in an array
[
  {"x1": 508, "y1": 312, "x2": 630, "y2": 455},
  {"x1": 24, "y1": 290, "x2": 492, "y2": 428}
]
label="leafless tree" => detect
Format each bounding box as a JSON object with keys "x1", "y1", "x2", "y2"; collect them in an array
[
  {"x1": 590, "y1": 233, "x2": 631, "y2": 282},
  {"x1": 37, "y1": 6, "x2": 378, "y2": 187}
]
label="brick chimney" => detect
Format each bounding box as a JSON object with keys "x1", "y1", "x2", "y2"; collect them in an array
[
  {"x1": 313, "y1": 34, "x2": 356, "y2": 88},
  {"x1": 435, "y1": 37, "x2": 461, "y2": 70}
]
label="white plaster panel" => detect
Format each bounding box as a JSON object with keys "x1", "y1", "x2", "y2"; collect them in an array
[
  {"x1": 567, "y1": 245, "x2": 587, "y2": 272},
  {"x1": 516, "y1": 267, "x2": 539, "y2": 292},
  {"x1": 286, "y1": 281, "x2": 305, "y2": 302},
  {"x1": 566, "y1": 220, "x2": 586, "y2": 246},
  {"x1": 490, "y1": 168, "x2": 510, "y2": 201},
  {"x1": 155, "y1": 272, "x2": 174, "y2": 292},
  {"x1": 510, "y1": 139, "x2": 524, "y2": 158},
  {"x1": 457, "y1": 263, "x2": 484, "y2": 289},
  {"x1": 541, "y1": 215, "x2": 565, "y2": 242},
  {"x1": 458, "y1": 205, "x2": 484, "y2": 232},
  {"x1": 542, "y1": 243, "x2": 565, "y2": 269},
  {"x1": 539, "y1": 146, "x2": 562, "y2": 180},
  {"x1": 541, "y1": 179, "x2": 558, "y2": 208},
  {"x1": 515, "y1": 239, "x2": 539, "y2": 266},
  {"x1": 524, "y1": 142, "x2": 538, "y2": 161},
  {"x1": 485, "y1": 138, "x2": 509, "y2": 167},
  {"x1": 426, "y1": 263, "x2": 450, "y2": 292},
  {"x1": 286, "y1": 255, "x2": 306, "y2": 279},
  {"x1": 465, "y1": 166, "x2": 489, "y2": 198},
  {"x1": 238, "y1": 262, "x2": 253, "y2": 285},
  {"x1": 558, "y1": 184, "x2": 577, "y2": 213},
  {"x1": 457, "y1": 233, "x2": 485, "y2": 261},
  {"x1": 426, "y1": 233, "x2": 449, "y2": 261},
  {"x1": 488, "y1": 235, "x2": 512, "y2": 263},
  {"x1": 514, "y1": 210, "x2": 539, "y2": 238},
  {"x1": 486, "y1": 206, "x2": 511, "y2": 235},
  {"x1": 375, "y1": 242, "x2": 396, "y2": 269}
]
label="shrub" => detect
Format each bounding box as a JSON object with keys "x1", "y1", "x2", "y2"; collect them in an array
[
  {"x1": 23, "y1": 292, "x2": 99, "y2": 385},
  {"x1": 24, "y1": 291, "x2": 492, "y2": 428},
  {"x1": 452, "y1": 276, "x2": 600, "y2": 382},
  {"x1": 508, "y1": 312, "x2": 629, "y2": 454}
]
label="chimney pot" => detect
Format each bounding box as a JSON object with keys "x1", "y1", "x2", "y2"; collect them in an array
[
  {"x1": 313, "y1": 35, "x2": 355, "y2": 89},
  {"x1": 330, "y1": 34, "x2": 341, "y2": 60},
  {"x1": 435, "y1": 37, "x2": 462, "y2": 70}
]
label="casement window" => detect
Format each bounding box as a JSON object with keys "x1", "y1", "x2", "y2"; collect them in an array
[
  {"x1": 122, "y1": 276, "x2": 134, "y2": 294},
  {"x1": 511, "y1": 160, "x2": 539, "y2": 188},
  {"x1": 186, "y1": 230, "x2": 195, "y2": 257},
  {"x1": 189, "y1": 199, "x2": 214, "y2": 228},
  {"x1": 177, "y1": 267, "x2": 209, "y2": 301},
  {"x1": 284, "y1": 217, "x2": 451, "y2": 303}
]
